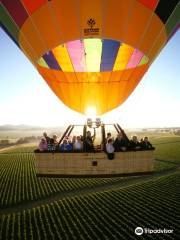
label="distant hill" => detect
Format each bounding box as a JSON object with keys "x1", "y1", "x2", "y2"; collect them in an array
[
  {"x1": 0, "y1": 125, "x2": 43, "y2": 131},
  {"x1": 0, "y1": 125, "x2": 64, "y2": 131}
]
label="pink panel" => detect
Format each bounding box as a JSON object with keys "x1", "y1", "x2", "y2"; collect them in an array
[
  {"x1": 66, "y1": 40, "x2": 86, "y2": 72},
  {"x1": 126, "y1": 49, "x2": 144, "y2": 69}
]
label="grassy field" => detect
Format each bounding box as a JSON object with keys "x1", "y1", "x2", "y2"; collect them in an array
[
  {"x1": 152, "y1": 134, "x2": 180, "y2": 171},
  {"x1": 152, "y1": 136, "x2": 180, "y2": 163},
  {"x1": 0, "y1": 132, "x2": 179, "y2": 239}
]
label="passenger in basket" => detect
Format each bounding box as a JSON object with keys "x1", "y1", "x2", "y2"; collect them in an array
[
  {"x1": 73, "y1": 136, "x2": 83, "y2": 151},
  {"x1": 79, "y1": 135, "x2": 83, "y2": 141},
  {"x1": 140, "y1": 137, "x2": 155, "y2": 150},
  {"x1": 105, "y1": 132, "x2": 113, "y2": 143},
  {"x1": 72, "y1": 136, "x2": 77, "y2": 145},
  {"x1": 113, "y1": 132, "x2": 128, "y2": 152},
  {"x1": 129, "y1": 135, "x2": 141, "y2": 150},
  {"x1": 48, "y1": 134, "x2": 58, "y2": 151},
  {"x1": 43, "y1": 132, "x2": 51, "y2": 144},
  {"x1": 59, "y1": 139, "x2": 73, "y2": 152},
  {"x1": 38, "y1": 138, "x2": 48, "y2": 152},
  {"x1": 84, "y1": 131, "x2": 95, "y2": 152},
  {"x1": 106, "y1": 138, "x2": 115, "y2": 160}
]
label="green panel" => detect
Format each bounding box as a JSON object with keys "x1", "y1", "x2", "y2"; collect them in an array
[
  {"x1": 37, "y1": 57, "x2": 49, "y2": 68},
  {"x1": 165, "y1": 3, "x2": 180, "y2": 36},
  {"x1": 0, "y1": 4, "x2": 19, "y2": 43},
  {"x1": 138, "y1": 55, "x2": 148, "y2": 65}
]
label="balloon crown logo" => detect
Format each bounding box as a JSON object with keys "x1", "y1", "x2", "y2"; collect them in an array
[
  {"x1": 87, "y1": 18, "x2": 96, "y2": 29},
  {"x1": 84, "y1": 18, "x2": 99, "y2": 36}
]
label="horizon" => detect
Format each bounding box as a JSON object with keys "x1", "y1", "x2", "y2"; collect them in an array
[{"x1": 0, "y1": 123, "x2": 180, "y2": 130}]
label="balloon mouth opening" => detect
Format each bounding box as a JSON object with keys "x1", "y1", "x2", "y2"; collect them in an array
[
  {"x1": 85, "y1": 106, "x2": 97, "y2": 118},
  {"x1": 37, "y1": 38, "x2": 149, "y2": 73}
]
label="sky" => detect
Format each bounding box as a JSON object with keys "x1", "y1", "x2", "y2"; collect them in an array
[{"x1": 0, "y1": 28, "x2": 180, "y2": 128}]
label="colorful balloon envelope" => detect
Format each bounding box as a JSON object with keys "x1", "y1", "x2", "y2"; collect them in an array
[{"x1": 0, "y1": 0, "x2": 179, "y2": 115}]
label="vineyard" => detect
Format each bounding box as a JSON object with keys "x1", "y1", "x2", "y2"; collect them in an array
[
  {"x1": 0, "y1": 135, "x2": 180, "y2": 239},
  {"x1": 0, "y1": 153, "x2": 147, "y2": 208}
]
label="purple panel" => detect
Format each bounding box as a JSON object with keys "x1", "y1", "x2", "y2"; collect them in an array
[
  {"x1": 43, "y1": 51, "x2": 61, "y2": 70},
  {"x1": 1, "y1": 0, "x2": 28, "y2": 27}
]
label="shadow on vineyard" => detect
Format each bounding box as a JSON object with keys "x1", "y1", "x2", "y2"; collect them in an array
[{"x1": 0, "y1": 135, "x2": 180, "y2": 239}]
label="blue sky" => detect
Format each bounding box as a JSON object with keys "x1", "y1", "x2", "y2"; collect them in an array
[{"x1": 0, "y1": 28, "x2": 179, "y2": 128}]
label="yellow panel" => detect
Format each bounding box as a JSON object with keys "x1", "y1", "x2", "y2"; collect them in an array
[
  {"x1": 52, "y1": 45, "x2": 74, "y2": 72},
  {"x1": 113, "y1": 44, "x2": 134, "y2": 70}
]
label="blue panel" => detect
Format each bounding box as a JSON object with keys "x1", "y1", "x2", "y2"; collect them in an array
[
  {"x1": 43, "y1": 51, "x2": 61, "y2": 70},
  {"x1": 100, "y1": 39, "x2": 120, "y2": 71}
]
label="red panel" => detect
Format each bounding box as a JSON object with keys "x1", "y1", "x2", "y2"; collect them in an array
[
  {"x1": 1, "y1": 0, "x2": 28, "y2": 27},
  {"x1": 21, "y1": 0, "x2": 47, "y2": 15},
  {"x1": 138, "y1": 0, "x2": 159, "y2": 10}
]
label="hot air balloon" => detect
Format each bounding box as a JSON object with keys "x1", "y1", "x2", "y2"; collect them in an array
[
  {"x1": 0, "y1": 0, "x2": 179, "y2": 176},
  {"x1": 0, "y1": 0, "x2": 179, "y2": 116}
]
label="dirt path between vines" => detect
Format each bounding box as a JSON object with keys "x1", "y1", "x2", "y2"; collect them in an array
[{"x1": 0, "y1": 165, "x2": 179, "y2": 215}]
